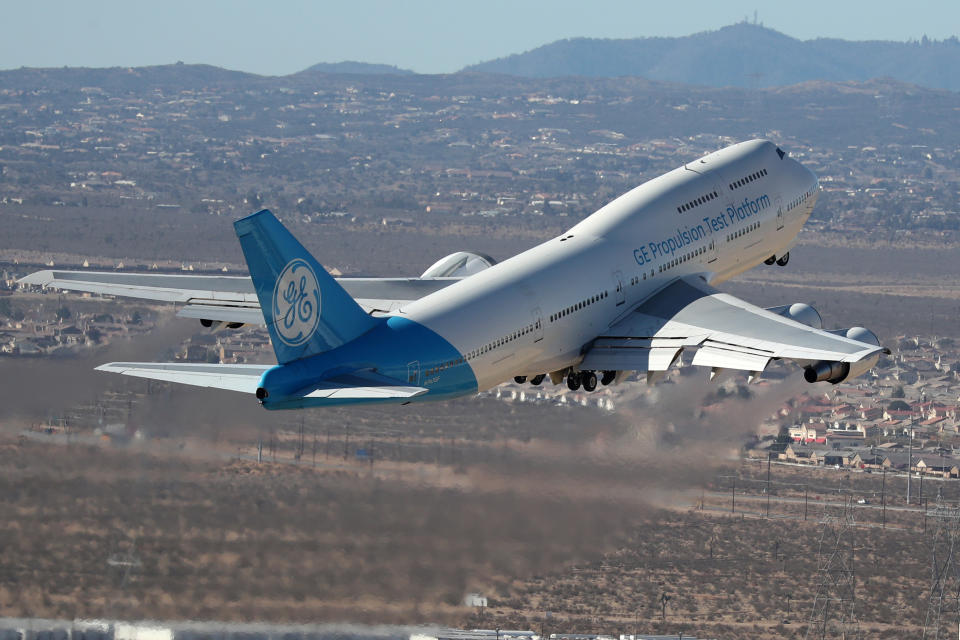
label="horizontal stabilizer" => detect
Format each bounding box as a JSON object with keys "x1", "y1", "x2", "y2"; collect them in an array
[
  {"x1": 96, "y1": 362, "x2": 429, "y2": 402},
  {"x1": 95, "y1": 362, "x2": 272, "y2": 393}
]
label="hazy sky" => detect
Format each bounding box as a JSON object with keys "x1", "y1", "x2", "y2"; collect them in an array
[{"x1": 2, "y1": 0, "x2": 958, "y2": 75}]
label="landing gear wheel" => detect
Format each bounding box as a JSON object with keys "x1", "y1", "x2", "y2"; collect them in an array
[
  {"x1": 601, "y1": 370, "x2": 616, "y2": 386},
  {"x1": 567, "y1": 372, "x2": 582, "y2": 391},
  {"x1": 514, "y1": 375, "x2": 527, "y2": 384},
  {"x1": 581, "y1": 370, "x2": 598, "y2": 392},
  {"x1": 530, "y1": 374, "x2": 545, "y2": 386},
  {"x1": 776, "y1": 252, "x2": 790, "y2": 267},
  {"x1": 764, "y1": 255, "x2": 777, "y2": 265}
]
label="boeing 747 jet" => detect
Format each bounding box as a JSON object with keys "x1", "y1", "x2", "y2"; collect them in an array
[{"x1": 21, "y1": 139, "x2": 888, "y2": 409}]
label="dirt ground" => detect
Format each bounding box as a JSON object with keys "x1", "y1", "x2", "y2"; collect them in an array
[{"x1": 0, "y1": 414, "x2": 945, "y2": 640}]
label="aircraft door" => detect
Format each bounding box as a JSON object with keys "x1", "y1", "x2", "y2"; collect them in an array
[
  {"x1": 613, "y1": 271, "x2": 625, "y2": 306},
  {"x1": 706, "y1": 238, "x2": 718, "y2": 264},
  {"x1": 407, "y1": 361, "x2": 420, "y2": 385},
  {"x1": 776, "y1": 197, "x2": 784, "y2": 230},
  {"x1": 531, "y1": 307, "x2": 544, "y2": 342}
]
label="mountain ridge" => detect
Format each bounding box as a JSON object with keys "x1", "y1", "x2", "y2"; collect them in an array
[{"x1": 462, "y1": 23, "x2": 960, "y2": 91}]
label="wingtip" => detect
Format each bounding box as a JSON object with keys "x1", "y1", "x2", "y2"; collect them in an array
[{"x1": 16, "y1": 270, "x2": 53, "y2": 286}]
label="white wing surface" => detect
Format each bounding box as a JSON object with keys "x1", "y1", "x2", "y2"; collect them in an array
[
  {"x1": 95, "y1": 362, "x2": 429, "y2": 400},
  {"x1": 95, "y1": 362, "x2": 272, "y2": 392},
  {"x1": 19, "y1": 270, "x2": 460, "y2": 320},
  {"x1": 581, "y1": 276, "x2": 885, "y2": 376}
]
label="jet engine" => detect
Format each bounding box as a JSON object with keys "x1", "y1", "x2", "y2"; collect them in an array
[
  {"x1": 766, "y1": 303, "x2": 822, "y2": 329},
  {"x1": 803, "y1": 327, "x2": 882, "y2": 384},
  {"x1": 421, "y1": 251, "x2": 496, "y2": 278}
]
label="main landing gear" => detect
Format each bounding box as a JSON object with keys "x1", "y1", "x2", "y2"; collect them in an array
[
  {"x1": 566, "y1": 370, "x2": 614, "y2": 392},
  {"x1": 765, "y1": 252, "x2": 790, "y2": 267},
  {"x1": 516, "y1": 370, "x2": 614, "y2": 392}
]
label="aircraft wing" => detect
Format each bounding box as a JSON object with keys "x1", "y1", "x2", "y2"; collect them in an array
[
  {"x1": 581, "y1": 276, "x2": 886, "y2": 378},
  {"x1": 19, "y1": 270, "x2": 460, "y2": 320},
  {"x1": 95, "y1": 362, "x2": 428, "y2": 400}
]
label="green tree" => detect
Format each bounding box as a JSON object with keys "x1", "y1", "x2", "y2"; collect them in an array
[
  {"x1": 891, "y1": 385, "x2": 906, "y2": 399},
  {"x1": 55, "y1": 306, "x2": 71, "y2": 321}
]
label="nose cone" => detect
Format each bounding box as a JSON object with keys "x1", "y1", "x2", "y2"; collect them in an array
[{"x1": 787, "y1": 153, "x2": 818, "y2": 194}]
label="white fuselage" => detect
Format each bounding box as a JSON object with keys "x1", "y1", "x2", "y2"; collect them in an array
[{"x1": 399, "y1": 139, "x2": 819, "y2": 391}]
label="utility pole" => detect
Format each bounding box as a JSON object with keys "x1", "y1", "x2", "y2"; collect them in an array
[
  {"x1": 732, "y1": 477, "x2": 736, "y2": 513},
  {"x1": 882, "y1": 465, "x2": 887, "y2": 529},
  {"x1": 909, "y1": 424, "x2": 915, "y2": 504},
  {"x1": 766, "y1": 455, "x2": 772, "y2": 518},
  {"x1": 298, "y1": 418, "x2": 304, "y2": 462},
  {"x1": 804, "y1": 484, "x2": 809, "y2": 521}
]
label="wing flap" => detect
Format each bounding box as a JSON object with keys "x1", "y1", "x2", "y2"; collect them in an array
[
  {"x1": 580, "y1": 345, "x2": 680, "y2": 372},
  {"x1": 176, "y1": 304, "x2": 265, "y2": 325},
  {"x1": 691, "y1": 345, "x2": 771, "y2": 371}
]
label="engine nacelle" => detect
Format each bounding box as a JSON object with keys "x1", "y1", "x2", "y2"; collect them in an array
[
  {"x1": 421, "y1": 251, "x2": 496, "y2": 278},
  {"x1": 804, "y1": 360, "x2": 850, "y2": 384},
  {"x1": 766, "y1": 303, "x2": 822, "y2": 329},
  {"x1": 804, "y1": 327, "x2": 882, "y2": 384}
]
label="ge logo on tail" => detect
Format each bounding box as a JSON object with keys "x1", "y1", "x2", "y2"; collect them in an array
[{"x1": 273, "y1": 259, "x2": 321, "y2": 346}]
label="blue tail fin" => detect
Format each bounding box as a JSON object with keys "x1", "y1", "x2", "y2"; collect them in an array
[{"x1": 234, "y1": 210, "x2": 377, "y2": 364}]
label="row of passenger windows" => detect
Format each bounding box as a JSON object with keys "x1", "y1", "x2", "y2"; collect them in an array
[
  {"x1": 729, "y1": 168, "x2": 768, "y2": 190},
  {"x1": 550, "y1": 290, "x2": 609, "y2": 323},
  {"x1": 424, "y1": 356, "x2": 466, "y2": 377},
  {"x1": 727, "y1": 221, "x2": 760, "y2": 241},
  {"x1": 466, "y1": 319, "x2": 542, "y2": 362},
  {"x1": 658, "y1": 245, "x2": 707, "y2": 273},
  {"x1": 677, "y1": 190, "x2": 720, "y2": 214},
  {"x1": 789, "y1": 189, "x2": 813, "y2": 211}
]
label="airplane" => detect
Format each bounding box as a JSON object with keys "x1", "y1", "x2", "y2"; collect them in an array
[{"x1": 20, "y1": 139, "x2": 889, "y2": 410}]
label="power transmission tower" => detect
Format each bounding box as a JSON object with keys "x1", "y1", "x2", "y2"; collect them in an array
[
  {"x1": 805, "y1": 496, "x2": 861, "y2": 640},
  {"x1": 106, "y1": 537, "x2": 141, "y2": 588},
  {"x1": 923, "y1": 496, "x2": 960, "y2": 639}
]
